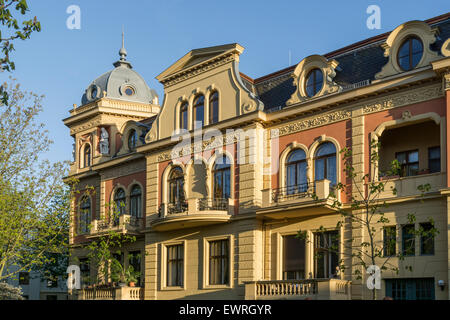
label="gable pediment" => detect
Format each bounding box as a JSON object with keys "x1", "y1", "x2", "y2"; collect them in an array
[{"x1": 156, "y1": 43, "x2": 244, "y2": 85}]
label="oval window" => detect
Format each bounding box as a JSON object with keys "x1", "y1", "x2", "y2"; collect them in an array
[
  {"x1": 124, "y1": 86, "x2": 135, "y2": 96},
  {"x1": 305, "y1": 68, "x2": 323, "y2": 97},
  {"x1": 398, "y1": 36, "x2": 423, "y2": 71}
]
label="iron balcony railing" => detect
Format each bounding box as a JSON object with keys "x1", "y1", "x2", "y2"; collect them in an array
[
  {"x1": 271, "y1": 183, "x2": 313, "y2": 202},
  {"x1": 198, "y1": 198, "x2": 229, "y2": 211},
  {"x1": 158, "y1": 201, "x2": 188, "y2": 217}
]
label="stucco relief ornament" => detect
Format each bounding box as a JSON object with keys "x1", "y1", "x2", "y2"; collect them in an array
[{"x1": 99, "y1": 127, "x2": 109, "y2": 154}]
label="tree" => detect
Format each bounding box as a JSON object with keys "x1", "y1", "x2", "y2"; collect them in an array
[
  {"x1": 0, "y1": 282, "x2": 24, "y2": 300},
  {"x1": 0, "y1": 0, "x2": 41, "y2": 104},
  {"x1": 0, "y1": 78, "x2": 71, "y2": 282},
  {"x1": 297, "y1": 140, "x2": 439, "y2": 300}
]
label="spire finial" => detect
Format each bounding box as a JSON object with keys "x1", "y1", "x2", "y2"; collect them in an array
[
  {"x1": 113, "y1": 26, "x2": 132, "y2": 68},
  {"x1": 119, "y1": 26, "x2": 127, "y2": 61}
]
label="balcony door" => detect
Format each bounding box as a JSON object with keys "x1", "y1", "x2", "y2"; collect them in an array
[{"x1": 282, "y1": 235, "x2": 305, "y2": 280}]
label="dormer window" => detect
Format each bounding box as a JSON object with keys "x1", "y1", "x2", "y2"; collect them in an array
[
  {"x1": 398, "y1": 36, "x2": 423, "y2": 71},
  {"x1": 305, "y1": 68, "x2": 323, "y2": 97},
  {"x1": 128, "y1": 129, "x2": 138, "y2": 151}
]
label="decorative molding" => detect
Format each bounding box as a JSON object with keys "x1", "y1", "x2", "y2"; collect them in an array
[
  {"x1": 271, "y1": 109, "x2": 351, "y2": 138},
  {"x1": 375, "y1": 20, "x2": 440, "y2": 79},
  {"x1": 100, "y1": 159, "x2": 146, "y2": 181},
  {"x1": 161, "y1": 54, "x2": 235, "y2": 88},
  {"x1": 444, "y1": 72, "x2": 450, "y2": 91},
  {"x1": 156, "y1": 131, "x2": 241, "y2": 162},
  {"x1": 362, "y1": 83, "x2": 443, "y2": 114},
  {"x1": 70, "y1": 118, "x2": 101, "y2": 135},
  {"x1": 287, "y1": 55, "x2": 342, "y2": 105}
]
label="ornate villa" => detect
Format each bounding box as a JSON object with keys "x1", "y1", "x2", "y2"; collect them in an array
[{"x1": 64, "y1": 13, "x2": 450, "y2": 300}]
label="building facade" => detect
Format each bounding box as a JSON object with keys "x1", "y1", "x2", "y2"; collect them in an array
[{"x1": 65, "y1": 13, "x2": 450, "y2": 300}]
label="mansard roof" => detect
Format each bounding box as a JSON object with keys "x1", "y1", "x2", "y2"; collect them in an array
[{"x1": 243, "y1": 13, "x2": 450, "y2": 112}]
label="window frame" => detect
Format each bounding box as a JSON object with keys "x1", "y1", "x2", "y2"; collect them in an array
[
  {"x1": 161, "y1": 241, "x2": 186, "y2": 290},
  {"x1": 166, "y1": 244, "x2": 184, "y2": 288},
  {"x1": 395, "y1": 149, "x2": 419, "y2": 177},
  {"x1": 130, "y1": 185, "x2": 142, "y2": 218},
  {"x1": 209, "y1": 91, "x2": 219, "y2": 125},
  {"x1": 18, "y1": 272, "x2": 30, "y2": 285},
  {"x1": 168, "y1": 167, "x2": 185, "y2": 205},
  {"x1": 313, "y1": 230, "x2": 340, "y2": 279},
  {"x1": 305, "y1": 68, "x2": 324, "y2": 98},
  {"x1": 428, "y1": 146, "x2": 440, "y2": 173},
  {"x1": 113, "y1": 188, "x2": 126, "y2": 224},
  {"x1": 128, "y1": 129, "x2": 138, "y2": 151},
  {"x1": 192, "y1": 95, "x2": 205, "y2": 129},
  {"x1": 79, "y1": 195, "x2": 91, "y2": 234},
  {"x1": 83, "y1": 144, "x2": 91, "y2": 168},
  {"x1": 314, "y1": 142, "x2": 337, "y2": 186},
  {"x1": 285, "y1": 149, "x2": 308, "y2": 194},
  {"x1": 179, "y1": 102, "x2": 188, "y2": 130},
  {"x1": 401, "y1": 224, "x2": 416, "y2": 256},
  {"x1": 213, "y1": 156, "x2": 231, "y2": 200},
  {"x1": 203, "y1": 235, "x2": 233, "y2": 289},
  {"x1": 383, "y1": 226, "x2": 397, "y2": 257},
  {"x1": 282, "y1": 234, "x2": 306, "y2": 280},
  {"x1": 397, "y1": 36, "x2": 424, "y2": 72},
  {"x1": 419, "y1": 222, "x2": 435, "y2": 256}
]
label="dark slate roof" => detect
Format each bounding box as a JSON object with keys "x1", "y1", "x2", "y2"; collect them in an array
[{"x1": 252, "y1": 16, "x2": 450, "y2": 112}]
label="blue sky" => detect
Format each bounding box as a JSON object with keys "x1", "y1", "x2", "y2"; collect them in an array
[{"x1": 3, "y1": 0, "x2": 450, "y2": 164}]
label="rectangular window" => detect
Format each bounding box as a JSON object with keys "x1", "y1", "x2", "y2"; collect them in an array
[
  {"x1": 314, "y1": 231, "x2": 339, "y2": 278},
  {"x1": 428, "y1": 146, "x2": 440, "y2": 173},
  {"x1": 383, "y1": 226, "x2": 396, "y2": 257},
  {"x1": 283, "y1": 235, "x2": 305, "y2": 280},
  {"x1": 47, "y1": 278, "x2": 58, "y2": 288},
  {"x1": 420, "y1": 223, "x2": 435, "y2": 255},
  {"x1": 167, "y1": 245, "x2": 184, "y2": 287},
  {"x1": 402, "y1": 224, "x2": 415, "y2": 256},
  {"x1": 396, "y1": 150, "x2": 419, "y2": 177},
  {"x1": 46, "y1": 295, "x2": 58, "y2": 300},
  {"x1": 19, "y1": 272, "x2": 29, "y2": 285},
  {"x1": 209, "y1": 239, "x2": 229, "y2": 285},
  {"x1": 129, "y1": 251, "x2": 142, "y2": 286},
  {"x1": 385, "y1": 278, "x2": 435, "y2": 300},
  {"x1": 79, "y1": 258, "x2": 90, "y2": 286}
]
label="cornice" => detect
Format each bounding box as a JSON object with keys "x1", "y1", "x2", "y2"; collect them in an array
[{"x1": 161, "y1": 53, "x2": 235, "y2": 88}]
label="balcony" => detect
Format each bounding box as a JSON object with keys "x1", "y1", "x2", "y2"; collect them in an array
[
  {"x1": 151, "y1": 198, "x2": 233, "y2": 231},
  {"x1": 378, "y1": 172, "x2": 445, "y2": 199},
  {"x1": 70, "y1": 286, "x2": 144, "y2": 300},
  {"x1": 257, "y1": 179, "x2": 339, "y2": 220},
  {"x1": 244, "y1": 279, "x2": 351, "y2": 300},
  {"x1": 88, "y1": 214, "x2": 144, "y2": 237}
]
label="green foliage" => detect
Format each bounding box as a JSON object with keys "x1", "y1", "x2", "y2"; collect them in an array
[
  {"x1": 0, "y1": 282, "x2": 24, "y2": 300},
  {"x1": 0, "y1": 0, "x2": 41, "y2": 104},
  {"x1": 0, "y1": 78, "x2": 70, "y2": 282},
  {"x1": 303, "y1": 139, "x2": 439, "y2": 300}
]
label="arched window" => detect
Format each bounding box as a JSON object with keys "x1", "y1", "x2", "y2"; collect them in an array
[
  {"x1": 305, "y1": 68, "x2": 323, "y2": 97},
  {"x1": 193, "y1": 95, "x2": 204, "y2": 129},
  {"x1": 209, "y1": 91, "x2": 219, "y2": 125},
  {"x1": 314, "y1": 142, "x2": 337, "y2": 186},
  {"x1": 180, "y1": 102, "x2": 188, "y2": 130},
  {"x1": 286, "y1": 149, "x2": 307, "y2": 194},
  {"x1": 128, "y1": 129, "x2": 138, "y2": 151},
  {"x1": 168, "y1": 167, "x2": 185, "y2": 204},
  {"x1": 130, "y1": 185, "x2": 142, "y2": 218},
  {"x1": 79, "y1": 196, "x2": 91, "y2": 234},
  {"x1": 113, "y1": 188, "x2": 126, "y2": 224},
  {"x1": 83, "y1": 144, "x2": 91, "y2": 168},
  {"x1": 398, "y1": 36, "x2": 423, "y2": 71},
  {"x1": 213, "y1": 156, "x2": 231, "y2": 199}
]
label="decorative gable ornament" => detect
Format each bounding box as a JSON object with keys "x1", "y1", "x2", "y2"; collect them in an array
[
  {"x1": 287, "y1": 55, "x2": 342, "y2": 105},
  {"x1": 375, "y1": 20, "x2": 440, "y2": 80}
]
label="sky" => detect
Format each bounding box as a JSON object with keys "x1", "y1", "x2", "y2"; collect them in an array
[{"x1": 2, "y1": 0, "x2": 450, "y2": 164}]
